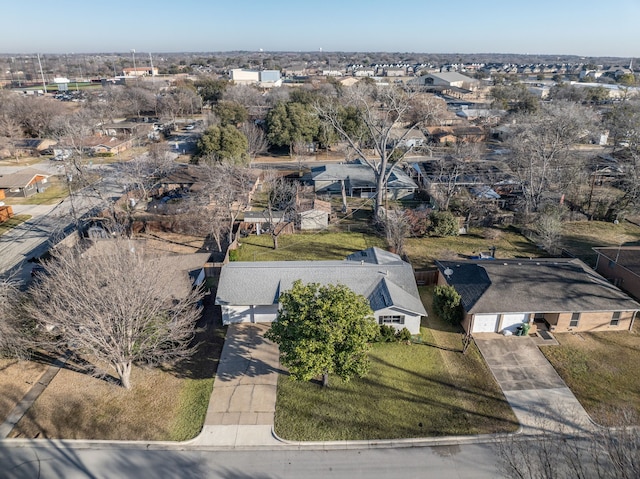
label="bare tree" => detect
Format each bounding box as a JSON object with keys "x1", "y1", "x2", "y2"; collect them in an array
[
  {"x1": 191, "y1": 163, "x2": 255, "y2": 251},
  {"x1": 262, "y1": 173, "x2": 298, "y2": 249},
  {"x1": 534, "y1": 205, "x2": 565, "y2": 254},
  {"x1": 497, "y1": 409, "x2": 640, "y2": 479},
  {"x1": 505, "y1": 102, "x2": 597, "y2": 213},
  {"x1": 122, "y1": 145, "x2": 177, "y2": 201},
  {"x1": 10, "y1": 95, "x2": 66, "y2": 138},
  {"x1": 315, "y1": 83, "x2": 443, "y2": 219},
  {"x1": 240, "y1": 122, "x2": 268, "y2": 161},
  {"x1": 383, "y1": 209, "x2": 410, "y2": 257},
  {"x1": 25, "y1": 240, "x2": 204, "y2": 389}
]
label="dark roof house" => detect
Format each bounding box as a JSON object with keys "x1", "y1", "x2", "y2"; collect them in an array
[{"x1": 436, "y1": 258, "x2": 639, "y2": 334}]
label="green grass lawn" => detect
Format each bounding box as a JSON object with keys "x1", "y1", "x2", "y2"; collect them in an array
[
  {"x1": 0, "y1": 215, "x2": 31, "y2": 236},
  {"x1": 540, "y1": 326, "x2": 640, "y2": 427},
  {"x1": 404, "y1": 226, "x2": 543, "y2": 270},
  {"x1": 561, "y1": 220, "x2": 640, "y2": 267},
  {"x1": 235, "y1": 231, "x2": 386, "y2": 262},
  {"x1": 272, "y1": 287, "x2": 518, "y2": 441}
]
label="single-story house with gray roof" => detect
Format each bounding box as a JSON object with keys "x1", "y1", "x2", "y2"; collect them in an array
[
  {"x1": 436, "y1": 258, "x2": 640, "y2": 335},
  {"x1": 216, "y1": 247, "x2": 427, "y2": 334},
  {"x1": 0, "y1": 168, "x2": 51, "y2": 197},
  {"x1": 310, "y1": 163, "x2": 418, "y2": 200}
]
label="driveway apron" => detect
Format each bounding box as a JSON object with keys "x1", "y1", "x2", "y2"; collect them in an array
[{"x1": 475, "y1": 336, "x2": 594, "y2": 435}]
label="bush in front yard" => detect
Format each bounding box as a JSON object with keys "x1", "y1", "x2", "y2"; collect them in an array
[
  {"x1": 376, "y1": 324, "x2": 397, "y2": 342},
  {"x1": 396, "y1": 327, "x2": 412, "y2": 342},
  {"x1": 433, "y1": 285, "x2": 463, "y2": 325}
]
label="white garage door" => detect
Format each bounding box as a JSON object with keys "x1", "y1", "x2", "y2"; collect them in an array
[
  {"x1": 472, "y1": 314, "x2": 499, "y2": 333},
  {"x1": 253, "y1": 305, "x2": 278, "y2": 323},
  {"x1": 501, "y1": 313, "x2": 529, "y2": 333}
]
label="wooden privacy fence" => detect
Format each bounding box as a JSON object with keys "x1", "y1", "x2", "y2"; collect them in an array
[{"x1": 414, "y1": 269, "x2": 438, "y2": 286}]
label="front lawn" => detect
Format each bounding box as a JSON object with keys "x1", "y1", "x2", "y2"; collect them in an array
[
  {"x1": 234, "y1": 231, "x2": 386, "y2": 262},
  {"x1": 8, "y1": 298, "x2": 226, "y2": 441},
  {"x1": 272, "y1": 287, "x2": 518, "y2": 441},
  {"x1": 540, "y1": 326, "x2": 640, "y2": 426}
]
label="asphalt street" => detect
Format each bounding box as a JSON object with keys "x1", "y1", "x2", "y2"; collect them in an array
[
  {"x1": 0, "y1": 442, "x2": 503, "y2": 479},
  {"x1": 0, "y1": 163, "x2": 125, "y2": 283}
]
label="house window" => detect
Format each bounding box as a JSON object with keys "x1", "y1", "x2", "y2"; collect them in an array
[
  {"x1": 569, "y1": 313, "x2": 580, "y2": 328},
  {"x1": 611, "y1": 312, "x2": 621, "y2": 326},
  {"x1": 379, "y1": 315, "x2": 405, "y2": 325}
]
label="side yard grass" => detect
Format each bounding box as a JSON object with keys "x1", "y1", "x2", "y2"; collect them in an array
[
  {"x1": 272, "y1": 286, "x2": 517, "y2": 441},
  {"x1": 540, "y1": 326, "x2": 640, "y2": 426},
  {"x1": 561, "y1": 220, "x2": 640, "y2": 266}
]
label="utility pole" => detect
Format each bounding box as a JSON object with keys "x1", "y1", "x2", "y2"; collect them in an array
[
  {"x1": 149, "y1": 52, "x2": 155, "y2": 85},
  {"x1": 131, "y1": 49, "x2": 137, "y2": 84},
  {"x1": 37, "y1": 53, "x2": 47, "y2": 93}
]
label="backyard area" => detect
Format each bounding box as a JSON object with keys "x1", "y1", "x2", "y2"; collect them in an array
[
  {"x1": 272, "y1": 286, "x2": 518, "y2": 441},
  {"x1": 540, "y1": 325, "x2": 640, "y2": 427},
  {"x1": 561, "y1": 220, "x2": 640, "y2": 266}
]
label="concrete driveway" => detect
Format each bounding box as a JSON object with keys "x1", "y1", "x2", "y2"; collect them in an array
[
  {"x1": 194, "y1": 323, "x2": 283, "y2": 447},
  {"x1": 475, "y1": 336, "x2": 594, "y2": 435}
]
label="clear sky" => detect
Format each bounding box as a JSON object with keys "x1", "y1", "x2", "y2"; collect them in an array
[{"x1": 1, "y1": 0, "x2": 638, "y2": 58}]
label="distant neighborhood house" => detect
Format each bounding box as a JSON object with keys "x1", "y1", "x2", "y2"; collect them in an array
[
  {"x1": 310, "y1": 163, "x2": 419, "y2": 200},
  {"x1": 0, "y1": 168, "x2": 51, "y2": 197}
]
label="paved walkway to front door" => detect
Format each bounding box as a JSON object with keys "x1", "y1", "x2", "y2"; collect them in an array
[{"x1": 475, "y1": 336, "x2": 595, "y2": 435}]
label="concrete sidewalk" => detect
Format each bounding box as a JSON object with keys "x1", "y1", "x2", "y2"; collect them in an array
[
  {"x1": 475, "y1": 336, "x2": 595, "y2": 435},
  {"x1": 192, "y1": 323, "x2": 282, "y2": 447},
  {"x1": 0, "y1": 353, "x2": 69, "y2": 438}
]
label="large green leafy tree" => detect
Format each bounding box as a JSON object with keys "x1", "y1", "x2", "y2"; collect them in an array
[
  {"x1": 265, "y1": 281, "x2": 378, "y2": 387},
  {"x1": 214, "y1": 101, "x2": 248, "y2": 126},
  {"x1": 196, "y1": 124, "x2": 249, "y2": 165},
  {"x1": 194, "y1": 77, "x2": 228, "y2": 106},
  {"x1": 266, "y1": 101, "x2": 320, "y2": 156}
]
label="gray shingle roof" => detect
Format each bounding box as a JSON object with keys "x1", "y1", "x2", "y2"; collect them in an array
[
  {"x1": 0, "y1": 168, "x2": 50, "y2": 189},
  {"x1": 216, "y1": 248, "x2": 426, "y2": 316},
  {"x1": 311, "y1": 164, "x2": 418, "y2": 190},
  {"x1": 437, "y1": 258, "x2": 640, "y2": 314}
]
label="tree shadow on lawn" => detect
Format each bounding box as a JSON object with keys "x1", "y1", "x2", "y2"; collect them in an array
[
  {"x1": 28, "y1": 350, "x2": 119, "y2": 386},
  {"x1": 286, "y1": 355, "x2": 517, "y2": 438}
]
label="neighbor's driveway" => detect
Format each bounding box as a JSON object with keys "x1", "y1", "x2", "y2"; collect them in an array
[{"x1": 475, "y1": 336, "x2": 594, "y2": 435}]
